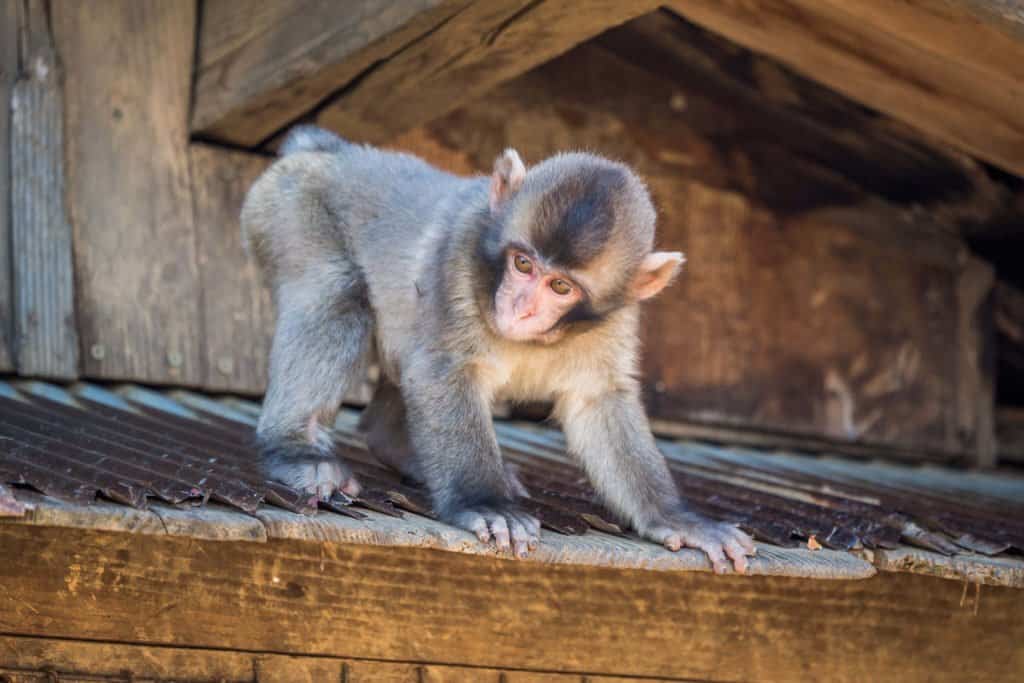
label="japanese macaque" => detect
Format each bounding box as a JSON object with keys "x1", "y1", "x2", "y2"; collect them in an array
[{"x1": 242, "y1": 126, "x2": 755, "y2": 572}]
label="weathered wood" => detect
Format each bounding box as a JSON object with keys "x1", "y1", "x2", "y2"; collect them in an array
[
  {"x1": 10, "y1": 0, "x2": 78, "y2": 379},
  {"x1": 53, "y1": 0, "x2": 201, "y2": 385},
  {"x1": 998, "y1": 407, "x2": 1024, "y2": 464},
  {"x1": 0, "y1": 636, "x2": 677, "y2": 683},
  {"x1": 871, "y1": 546, "x2": 1024, "y2": 588},
  {"x1": 407, "y1": 42, "x2": 969, "y2": 455},
  {"x1": 0, "y1": 524, "x2": 1021, "y2": 682},
  {"x1": 192, "y1": 0, "x2": 462, "y2": 146},
  {"x1": 190, "y1": 144, "x2": 274, "y2": 394},
  {"x1": 313, "y1": 0, "x2": 661, "y2": 145},
  {"x1": 0, "y1": 0, "x2": 16, "y2": 371},
  {"x1": 188, "y1": 143, "x2": 375, "y2": 401},
  {"x1": 665, "y1": 0, "x2": 1024, "y2": 178},
  {"x1": 956, "y1": 254, "x2": 997, "y2": 466}
]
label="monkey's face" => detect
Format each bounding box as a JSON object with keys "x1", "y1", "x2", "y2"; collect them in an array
[{"x1": 492, "y1": 247, "x2": 583, "y2": 343}]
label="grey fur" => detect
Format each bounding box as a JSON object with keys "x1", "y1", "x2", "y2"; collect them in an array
[{"x1": 241, "y1": 127, "x2": 754, "y2": 570}]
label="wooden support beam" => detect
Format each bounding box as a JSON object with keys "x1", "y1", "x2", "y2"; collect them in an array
[
  {"x1": 10, "y1": 0, "x2": 78, "y2": 379},
  {"x1": 189, "y1": 144, "x2": 273, "y2": 394},
  {"x1": 53, "y1": 0, "x2": 202, "y2": 385},
  {"x1": 0, "y1": 524, "x2": 1022, "y2": 681},
  {"x1": 666, "y1": 0, "x2": 1024, "y2": 179},
  {"x1": 957, "y1": 254, "x2": 997, "y2": 467},
  {"x1": 192, "y1": 0, "x2": 463, "y2": 146},
  {"x1": 313, "y1": 0, "x2": 661, "y2": 146},
  {"x1": 0, "y1": 0, "x2": 16, "y2": 371}
]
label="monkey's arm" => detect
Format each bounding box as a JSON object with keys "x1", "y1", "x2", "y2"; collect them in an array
[
  {"x1": 557, "y1": 388, "x2": 755, "y2": 573},
  {"x1": 401, "y1": 356, "x2": 540, "y2": 557}
]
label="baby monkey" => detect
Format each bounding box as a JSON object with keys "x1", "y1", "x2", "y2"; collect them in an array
[{"x1": 242, "y1": 126, "x2": 754, "y2": 573}]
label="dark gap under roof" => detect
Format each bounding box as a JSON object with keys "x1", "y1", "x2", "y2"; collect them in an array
[{"x1": 0, "y1": 380, "x2": 1022, "y2": 587}]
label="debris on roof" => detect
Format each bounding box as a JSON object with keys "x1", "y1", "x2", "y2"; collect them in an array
[{"x1": 1, "y1": 380, "x2": 1022, "y2": 586}]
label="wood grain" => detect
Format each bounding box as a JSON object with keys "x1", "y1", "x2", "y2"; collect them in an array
[
  {"x1": 0, "y1": 524, "x2": 1021, "y2": 682},
  {"x1": 53, "y1": 0, "x2": 201, "y2": 385},
  {"x1": 0, "y1": 0, "x2": 16, "y2": 371},
  {"x1": 193, "y1": 0, "x2": 462, "y2": 146},
  {"x1": 956, "y1": 254, "x2": 997, "y2": 466},
  {"x1": 0, "y1": 636, "x2": 682, "y2": 682},
  {"x1": 9, "y1": 0, "x2": 78, "y2": 378},
  {"x1": 313, "y1": 0, "x2": 661, "y2": 145},
  {"x1": 405, "y1": 41, "x2": 969, "y2": 455},
  {"x1": 190, "y1": 144, "x2": 274, "y2": 394},
  {"x1": 665, "y1": 0, "x2": 1024, "y2": 178}
]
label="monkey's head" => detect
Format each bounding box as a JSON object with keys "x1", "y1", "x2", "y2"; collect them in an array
[{"x1": 478, "y1": 149, "x2": 684, "y2": 344}]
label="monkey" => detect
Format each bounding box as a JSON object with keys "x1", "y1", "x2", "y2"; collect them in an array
[{"x1": 241, "y1": 125, "x2": 755, "y2": 573}]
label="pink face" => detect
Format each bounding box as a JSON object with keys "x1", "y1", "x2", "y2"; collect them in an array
[{"x1": 493, "y1": 250, "x2": 583, "y2": 343}]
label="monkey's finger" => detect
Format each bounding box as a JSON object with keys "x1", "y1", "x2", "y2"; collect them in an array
[
  {"x1": 525, "y1": 515, "x2": 541, "y2": 538},
  {"x1": 454, "y1": 511, "x2": 491, "y2": 543},
  {"x1": 509, "y1": 518, "x2": 533, "y2": 558},
  {"x1": 339, "y1": 475, "x2": 362, "y2": 498},
  {"x1": 723, "y1": 537, "x2": 749, "y2": 574},
  {"x1": 487, "y1": 515, "x2": 511, "y2": 551},
  {"x1": 736, "y1": 529, "x2": 757, "y2": 555},
  {"x1": 698, "y1": 543, "x2": 730, "y2": 575}
]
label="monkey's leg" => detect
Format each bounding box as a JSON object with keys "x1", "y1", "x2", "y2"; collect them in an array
[
  {"x1": 357, "y1": 376, "x2": 426, "y2": 484},
  {"x1": 402, "y1": 363, "x2": 540, "y2": 557},
  {"x1": 257, "y1": 278, "x2": 372, "y2": 500},
  {"x1": 557, "y1": 389, "x2": 755, "y2": 574}
]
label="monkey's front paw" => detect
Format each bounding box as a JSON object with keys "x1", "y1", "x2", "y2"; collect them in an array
[
  {"x1": 643, "y1": 512, "x2": 756, "y2": 574},
  {"x1": 450, "y1": 504, "x2": 541, "y2": 558},
  {"x1": 262, "y1": 446, "x2": 361, "y2": 501}
]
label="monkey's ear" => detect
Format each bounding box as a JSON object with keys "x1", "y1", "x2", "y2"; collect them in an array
[
  {"x1": 489, "y1": 148, "x2": 526, "y2": 212},
  {"x1": 629, "y1": 251, "x2": 686, "y2": 301}
]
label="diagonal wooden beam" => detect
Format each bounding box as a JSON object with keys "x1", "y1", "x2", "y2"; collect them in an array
[
  {"x1": 192, "y1": 0, "x2": 466, "y2": 146},
  {"x1": 666, "y1": 0, "x2": 1024, "y2": 178},
  {"x1": 311, "y1": 0, "x2": 662, "y2": 145}
]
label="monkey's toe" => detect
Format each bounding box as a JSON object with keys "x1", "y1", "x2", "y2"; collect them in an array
[
  {"x1": 263, "y1": 450, "x2": 359, "y2": 502},
  {"x1": 451, "y1": 506, "x2": 540, "y2": 558},
  {"x1": 644, "y1": 513, "x2": 756, "y2": 574}
]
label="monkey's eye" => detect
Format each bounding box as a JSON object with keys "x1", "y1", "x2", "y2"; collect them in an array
[
  {"x1": 550, "y1": 279, "x2": 573, "y2": 296},
  {"x1": 513, "y1": 253, "x2": 533, "y2": 274}
]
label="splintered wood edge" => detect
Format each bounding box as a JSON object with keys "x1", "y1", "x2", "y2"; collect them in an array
[
  {"x1": 869, "y1": 547, "x2": 1024, "y2": 589},
  {"x1": 1, "y1": 490, "x2": 875, "y2": 580},
  {"x1": 10, "y1": 490, "x2": 1024, "y2": 586}
]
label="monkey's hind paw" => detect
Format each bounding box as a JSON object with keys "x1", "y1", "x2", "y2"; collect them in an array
[
  {"x1": 262, "y1": 447, "x2": 361, "y2": 502},
  {"x1": 451, "y1": 505, "x2": 541, "y2": 559},
  {"x1": 644, "y1": 513, "x2": 756, "y2": 575}
]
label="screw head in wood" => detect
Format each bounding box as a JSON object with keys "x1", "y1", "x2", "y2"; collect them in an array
[
  {"x1": 217, "y1": 356, "x2": 235, "y2": 375},
  {"x1": 89, "y1": 344, "x2": 106, "y2": 361},
  {"x1": 167, "y1": 351, "x2": 183, "y2": 368}
]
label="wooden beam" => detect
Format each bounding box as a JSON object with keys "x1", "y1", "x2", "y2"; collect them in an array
[
  {"x1": 0, "y1": 0, "x2": 16, "y2": 372},
  {"x1": 192, "y1": 0, "x2": 465, "y2": 146},
  {"x1": 957, "y1": 254, "x2": 997, "y2": 467},
  {"x1": 10, "y1": 0, "x2": 79, "y2": 379},
  {"x1": 666, "y1": 0, "x2": 1024, "y2": 178},
  {"x1": 997, "y1": 407, "x2": 1024, "y2": 464},
  {"x1": 0, "y1": 635, "x2": 675, "y2": 682},
  {"x1": 189, "y1": 144, "x2": 273, "y2": 394},
  {"x1": 312, "y1": 0, "x2": 662, "y2": 145},
  {"x1": 0, "y1": 524, "x2": 1021, "y2": 681},
  {"x1": 53, "y1": 0, "x2": 202, "y2": 385}
]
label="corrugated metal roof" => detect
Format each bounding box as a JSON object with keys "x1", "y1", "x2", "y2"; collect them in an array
[{"x1": 1, "y1": 379, "x2": 1022, "y2": 585}]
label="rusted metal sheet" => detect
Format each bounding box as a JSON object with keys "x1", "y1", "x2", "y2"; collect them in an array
[{"x1": 0, "y1": 380, "x2": 1021, "y2": 562}]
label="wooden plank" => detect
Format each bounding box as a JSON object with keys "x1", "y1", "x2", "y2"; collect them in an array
[
  {"x1": 0, "y1": 525, "x2": 1021, "y2": 682},
  {"x1": 313, "y1": 0, "x2": 662, "y2": 145},
  {"x1": 190, "y1": 144, "x2": 274, "y2": 394},
  {"x1": 192, "y1": 0, "x2": 463, "y2": 146},
  {"x1": 956, "y1": 254, "x2": 997, "y2": 466},
  {"x1": 404, "y1": 42, "x2": 968, "y2": 456},
  {"x1": 9, "y1": 0, "x2": 78, "y2": 378},
  {"x1": 871, "y1": 546, "x2": 1024, "y2": 588},
  {"x1": 665, "y1": 0, "x2": 1024, "y2": 178},
  {"x1": 53, "y1": 0, "x2": 202, "y2": 385},
  {"x1": 0, "y1": 636, "x2": 676, "y2": 683},
  {"x1": 0, "y1": 0, "x2": 16, "y2": 371}
]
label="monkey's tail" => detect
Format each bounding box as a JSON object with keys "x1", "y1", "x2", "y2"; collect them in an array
[{"x1": 279, "y1": 125, "x2": 352, "y2": 156}]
